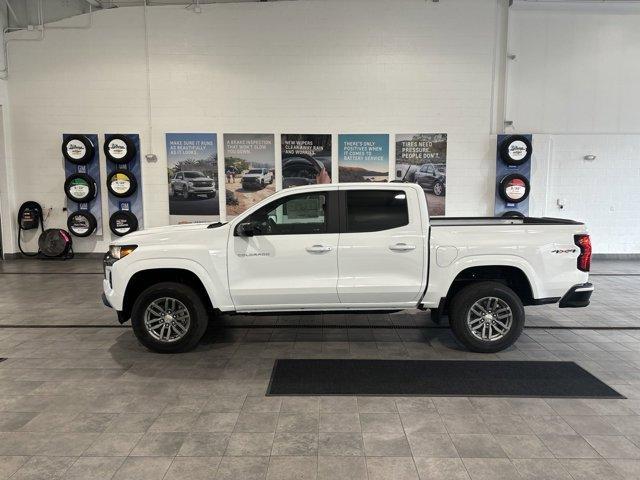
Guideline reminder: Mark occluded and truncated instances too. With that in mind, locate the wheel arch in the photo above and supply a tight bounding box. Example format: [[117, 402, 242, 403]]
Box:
[[444, 265, 536, 308], [121, 268, 216, 323]]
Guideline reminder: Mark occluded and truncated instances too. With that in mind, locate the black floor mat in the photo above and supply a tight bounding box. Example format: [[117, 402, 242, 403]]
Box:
[[267, 359, 624, 398]]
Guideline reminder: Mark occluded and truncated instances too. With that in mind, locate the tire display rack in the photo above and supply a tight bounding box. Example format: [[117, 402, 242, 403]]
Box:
[[63, 133, 102, 236], [494, 134, 532, 217], [106, 133, 143, 237]]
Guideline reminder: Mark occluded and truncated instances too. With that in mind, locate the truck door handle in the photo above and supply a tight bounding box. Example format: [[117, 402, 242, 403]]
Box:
[[389, 243, 416, 252], [306, 244, 332, 253]]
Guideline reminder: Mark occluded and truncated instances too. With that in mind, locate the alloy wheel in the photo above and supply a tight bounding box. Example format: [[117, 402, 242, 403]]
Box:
[[466, 296, 513, 342], [143, 297, 191, 343]]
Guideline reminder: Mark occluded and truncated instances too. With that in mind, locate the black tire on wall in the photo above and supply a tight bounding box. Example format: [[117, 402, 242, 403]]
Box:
[[501, 211, 525, 219], [61, 135, 95, 165], [107, 169, 138, 198], [498, 173, 530, 204], [109, 210, 138, 237], [104, 134, 136, 164], [64, 173, 97, 203], [67, 210, 97, 237], [499, 135, 532, 166]]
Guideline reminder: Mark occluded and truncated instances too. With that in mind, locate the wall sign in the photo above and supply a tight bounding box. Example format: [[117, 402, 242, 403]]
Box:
[[166, 133, 219, 224], [106, 134, 143, 236], [338, 134, 389, 182], [63, 134, 102, 236], [224, 133, 275, 217], [495, 134, 532, 217], [395, 133, 447, 216], [281, 134, 332, 188]]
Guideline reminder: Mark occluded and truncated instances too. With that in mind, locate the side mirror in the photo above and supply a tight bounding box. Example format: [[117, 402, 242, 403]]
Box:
[[238, 222, 255, 237]]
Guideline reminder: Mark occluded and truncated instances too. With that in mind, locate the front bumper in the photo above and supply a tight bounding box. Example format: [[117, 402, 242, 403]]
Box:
[[559, 282, 594, 308], [189, 186, 216, 194]]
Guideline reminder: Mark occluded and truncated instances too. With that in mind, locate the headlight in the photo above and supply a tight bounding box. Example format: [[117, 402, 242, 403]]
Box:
[[109, 245, 137, 260], [188, 181, 194, 186]]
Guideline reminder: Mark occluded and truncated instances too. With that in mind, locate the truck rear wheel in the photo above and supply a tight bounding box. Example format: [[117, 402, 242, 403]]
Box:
[[449, 281, 524, 353], [131, 282, 208, 353]]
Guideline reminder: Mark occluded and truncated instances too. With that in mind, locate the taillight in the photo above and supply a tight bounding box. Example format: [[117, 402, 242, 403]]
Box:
[[574, 234, 591, 272]]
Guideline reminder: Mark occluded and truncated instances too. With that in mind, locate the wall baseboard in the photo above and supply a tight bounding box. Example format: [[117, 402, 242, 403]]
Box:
[[2, 252, 105, 260], [593, 254, 640, 260]]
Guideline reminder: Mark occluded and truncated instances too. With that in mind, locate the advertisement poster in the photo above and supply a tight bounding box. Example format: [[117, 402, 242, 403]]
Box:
[[166, 133, 219, 223], [396, 133, 447, 216], [281, 134, 332, 188], [224, 133, 275, 216], [338, 134, 389, 182]]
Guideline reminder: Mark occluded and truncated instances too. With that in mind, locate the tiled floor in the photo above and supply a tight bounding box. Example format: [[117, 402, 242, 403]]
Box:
[[0, 258, 639, 479]]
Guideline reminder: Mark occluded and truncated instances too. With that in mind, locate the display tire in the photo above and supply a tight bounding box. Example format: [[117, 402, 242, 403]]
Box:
[[131, 282, 208, 353], [449, 281, 525, 353], [67, 210, 97, 237], [104, 134, 136, 164], [64, 173, 97, 203], [109, 210, 138, 237], [106, 169, 138, 198], [62, 135, 95, 165], [501, 211, 525, 219], [498, 173, 530, 204], [499, 135, 532, 166]]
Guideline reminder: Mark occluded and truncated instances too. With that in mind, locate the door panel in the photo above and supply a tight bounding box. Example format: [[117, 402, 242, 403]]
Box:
[[228, 190, 340, 309], [337, 188, 425, 305]]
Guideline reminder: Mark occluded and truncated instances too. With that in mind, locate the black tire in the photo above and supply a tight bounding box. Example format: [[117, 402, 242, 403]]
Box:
[[109, 210, 138, 237], [67, 210, 97, 237], [62, 135, 95, 165], [449, 281, 525, 353], [106, 169, 138, 198], [499, 135, 532, 166], [131, 282, 208, 353], [64, 173, 97, 203], [501, 211, 525, 219], [104, 134, 136, 164], [498, 173, 530, 204], [433, 181, 445, 197]]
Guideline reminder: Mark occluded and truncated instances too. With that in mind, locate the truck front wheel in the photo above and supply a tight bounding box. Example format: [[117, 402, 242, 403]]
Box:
[[131, 282, 208, 353], [449, 281, 524, 353]]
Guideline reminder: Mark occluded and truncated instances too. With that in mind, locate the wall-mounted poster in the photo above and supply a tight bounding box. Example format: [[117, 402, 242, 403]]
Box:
[[395, 133, 447, 216], [224, 134, 275, 216], [166, 133, 219, 224], [281, 134, 332, 188], [338, 134, 389, 182]]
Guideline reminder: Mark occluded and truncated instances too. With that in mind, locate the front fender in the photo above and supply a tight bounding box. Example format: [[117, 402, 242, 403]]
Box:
[[107, 256, 233, 312]]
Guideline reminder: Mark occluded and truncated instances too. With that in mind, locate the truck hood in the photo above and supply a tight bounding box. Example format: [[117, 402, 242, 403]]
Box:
[[111, 222, 225, 246], [243, 173, 262, 179]]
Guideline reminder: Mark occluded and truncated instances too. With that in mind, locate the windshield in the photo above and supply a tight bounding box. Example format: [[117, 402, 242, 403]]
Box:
[[247, 169, 263, 174], [183, 172, 205, 178]]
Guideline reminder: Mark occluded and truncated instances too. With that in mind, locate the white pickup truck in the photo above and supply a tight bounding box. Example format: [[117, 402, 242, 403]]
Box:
[[103, 183, 593, 354]]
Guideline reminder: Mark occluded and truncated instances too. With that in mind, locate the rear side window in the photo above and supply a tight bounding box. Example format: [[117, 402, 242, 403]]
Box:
[[345, 190, 409, 233]]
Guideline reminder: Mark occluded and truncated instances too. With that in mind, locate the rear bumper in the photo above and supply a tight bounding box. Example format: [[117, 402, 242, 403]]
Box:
[[559, 282, 593, 308]]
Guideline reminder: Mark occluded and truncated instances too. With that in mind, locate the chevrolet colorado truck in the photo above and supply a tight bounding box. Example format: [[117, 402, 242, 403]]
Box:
[[103, 183, 593, 353], [241, 168, 274, 190]]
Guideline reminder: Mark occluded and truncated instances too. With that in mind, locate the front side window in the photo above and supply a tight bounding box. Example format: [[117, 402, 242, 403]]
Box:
[[346, 190, 409, 233], [242, 193, 327, 236]]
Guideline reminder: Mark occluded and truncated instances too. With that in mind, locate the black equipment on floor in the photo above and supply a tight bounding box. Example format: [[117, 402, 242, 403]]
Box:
[[17, 201, 44, 257], [38, 229, 74, 259]]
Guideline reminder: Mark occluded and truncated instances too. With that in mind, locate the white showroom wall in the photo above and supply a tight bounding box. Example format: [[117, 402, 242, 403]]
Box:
[[509, 1, 640, 254], [3, 0, 502, 254]]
